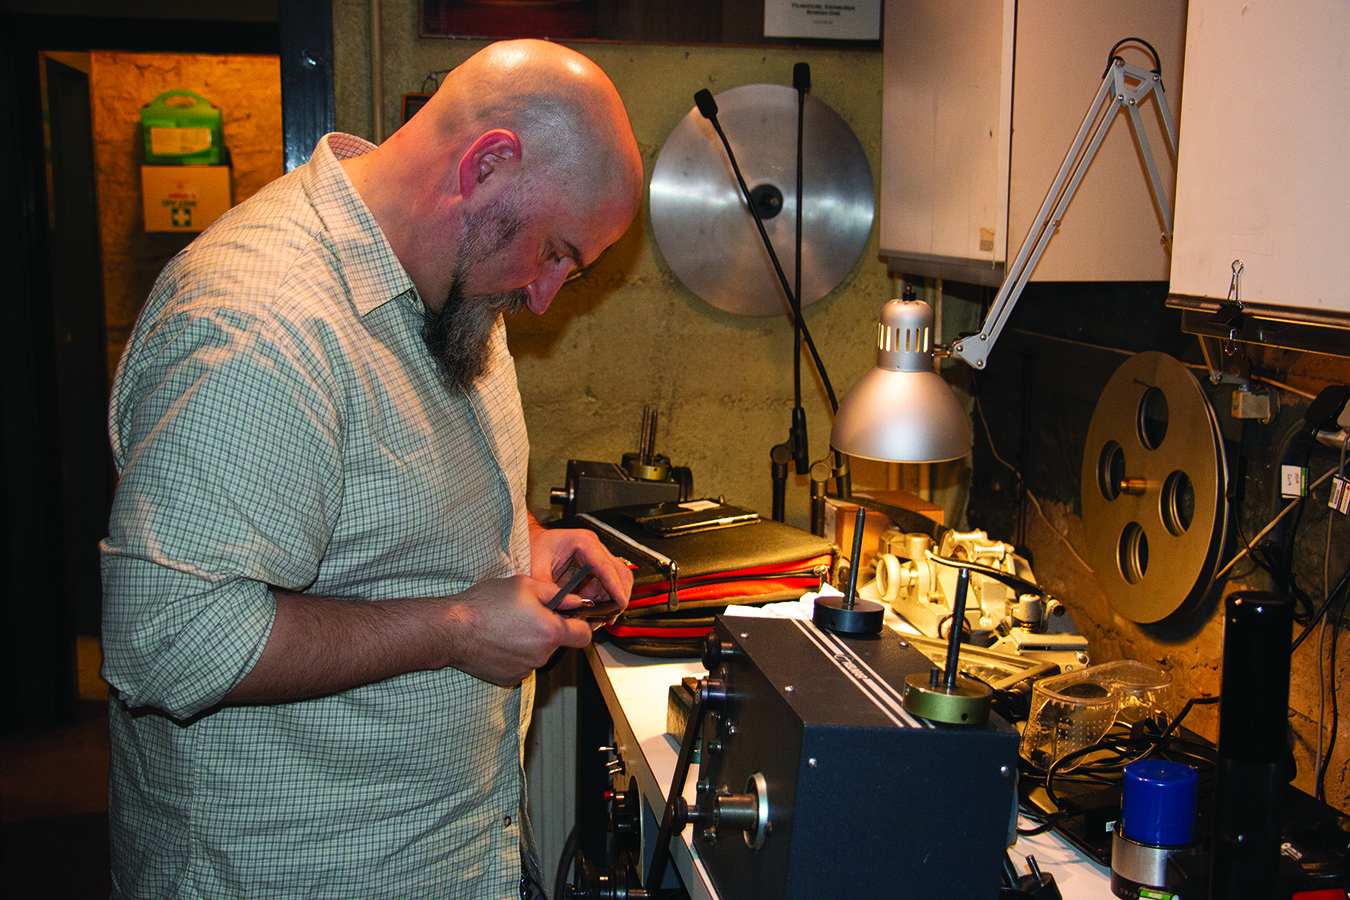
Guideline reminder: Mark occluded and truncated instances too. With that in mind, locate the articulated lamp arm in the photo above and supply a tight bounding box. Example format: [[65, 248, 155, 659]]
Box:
[[951, 46, 1180, 371]]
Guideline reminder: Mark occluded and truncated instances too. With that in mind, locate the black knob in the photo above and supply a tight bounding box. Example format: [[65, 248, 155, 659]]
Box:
[[701, 634, 736, 671], [610, 776, 640, 847], [701, 676, 728, 712]]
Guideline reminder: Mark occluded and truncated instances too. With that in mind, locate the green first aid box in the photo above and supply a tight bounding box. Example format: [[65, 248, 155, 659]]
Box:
[[141, 90, 224, 166]]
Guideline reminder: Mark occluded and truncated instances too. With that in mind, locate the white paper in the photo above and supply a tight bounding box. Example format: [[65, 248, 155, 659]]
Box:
[[763, 0, 881, 41]]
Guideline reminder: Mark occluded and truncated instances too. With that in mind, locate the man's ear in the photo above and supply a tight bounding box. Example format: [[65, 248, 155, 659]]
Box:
[[458, 129, 522, 198]]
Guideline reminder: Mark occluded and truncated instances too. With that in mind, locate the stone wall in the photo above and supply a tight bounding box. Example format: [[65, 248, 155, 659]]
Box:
[[90, 50, 282, 382]]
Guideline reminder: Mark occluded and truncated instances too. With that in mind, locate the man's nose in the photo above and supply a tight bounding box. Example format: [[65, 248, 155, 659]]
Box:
[[525, 265, 572, 315]]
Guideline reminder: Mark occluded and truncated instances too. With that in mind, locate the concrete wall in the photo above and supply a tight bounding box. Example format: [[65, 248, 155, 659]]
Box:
[[331, 0, 974, 536]]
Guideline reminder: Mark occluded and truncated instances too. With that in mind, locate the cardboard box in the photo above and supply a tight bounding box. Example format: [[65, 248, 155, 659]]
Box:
[[855, 489, 945, 526], [141, 165, 231, 233]]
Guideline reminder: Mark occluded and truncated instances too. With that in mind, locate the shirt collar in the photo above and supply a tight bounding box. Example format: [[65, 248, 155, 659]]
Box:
[[302, 133, 421, 318]]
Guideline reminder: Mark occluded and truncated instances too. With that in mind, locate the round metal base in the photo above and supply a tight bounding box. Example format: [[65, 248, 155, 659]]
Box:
[[902, 671, 992, 725], [812, 596, 884, 634], [1110, 823, 1200, 898]]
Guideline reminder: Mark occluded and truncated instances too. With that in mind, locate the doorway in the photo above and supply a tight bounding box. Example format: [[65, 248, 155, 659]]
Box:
[[2, 4, 331, 733], [2, 6, 331, 895]]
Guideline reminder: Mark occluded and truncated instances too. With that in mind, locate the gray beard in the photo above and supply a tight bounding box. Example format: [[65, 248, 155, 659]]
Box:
[[421, 196, 528, 391], [421, 280, 527, 392]]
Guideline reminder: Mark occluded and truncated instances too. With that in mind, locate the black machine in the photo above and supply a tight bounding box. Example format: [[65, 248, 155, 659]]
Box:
[[691, 617, 1021, 899], [551, 407, 694, 518], [571, 615, 1023, 900]]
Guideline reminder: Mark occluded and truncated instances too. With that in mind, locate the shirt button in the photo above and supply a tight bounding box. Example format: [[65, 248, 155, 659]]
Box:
[[504, 814, 513, 827]]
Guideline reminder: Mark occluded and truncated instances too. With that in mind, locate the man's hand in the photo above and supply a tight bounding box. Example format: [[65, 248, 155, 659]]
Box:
[[528, 517, 634, 619], [437, 575, 597, 686], [227, 574, 602, 703], [224, 519, 636, 705]]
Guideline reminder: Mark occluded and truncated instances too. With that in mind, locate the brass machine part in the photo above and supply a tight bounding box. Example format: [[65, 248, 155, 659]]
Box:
[[902, 668, 994, 725], [1080, 351, 1228, 624], [624, 405, 670, 481], [649, 83, 874, 317], [899, 567, 994, 725]]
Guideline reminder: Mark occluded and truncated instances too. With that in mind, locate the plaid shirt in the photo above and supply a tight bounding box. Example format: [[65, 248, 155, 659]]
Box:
[[101, 134, 534, 899]]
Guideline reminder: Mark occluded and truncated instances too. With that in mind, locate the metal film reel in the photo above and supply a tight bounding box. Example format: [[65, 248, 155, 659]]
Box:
[[649, 84, 874, 317], [1080, 352, 1229, 623]]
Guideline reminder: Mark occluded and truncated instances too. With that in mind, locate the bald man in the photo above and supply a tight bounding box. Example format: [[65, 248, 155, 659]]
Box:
[[100, 41, 643, 899]]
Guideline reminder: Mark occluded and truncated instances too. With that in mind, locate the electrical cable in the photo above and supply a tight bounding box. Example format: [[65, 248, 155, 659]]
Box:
[[553, 823, 579, 900], [1016, 350, 1034, 549], [924, 549, 1047, 599], [1025, 694, 1220, 824], [973, 392, 1095, 573], [1215, 465, 1338, 581], [1313, 429, 1350, 801], [1316, 588, 1347, 801], [1290, 566, 1350, 654], [1225, 421, 1325, 621]]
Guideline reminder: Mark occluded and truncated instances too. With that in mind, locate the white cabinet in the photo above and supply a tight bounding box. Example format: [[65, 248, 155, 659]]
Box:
[[1166, 0, 1350, 348], [881, 0, 1187, 286]]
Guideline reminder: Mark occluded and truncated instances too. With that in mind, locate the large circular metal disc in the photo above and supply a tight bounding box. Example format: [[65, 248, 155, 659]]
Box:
[[649, 84, 875, 317], [1080, 352, 1229, 624]]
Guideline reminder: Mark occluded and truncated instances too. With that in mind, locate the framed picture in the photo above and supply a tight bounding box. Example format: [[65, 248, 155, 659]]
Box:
[[419, 0, 878, 48], [420, 1, 599, 40]]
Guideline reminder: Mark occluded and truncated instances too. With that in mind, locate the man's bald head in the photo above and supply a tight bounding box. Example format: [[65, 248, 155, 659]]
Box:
[[427, 40, 642, 207], [347, 40, 643, 318]]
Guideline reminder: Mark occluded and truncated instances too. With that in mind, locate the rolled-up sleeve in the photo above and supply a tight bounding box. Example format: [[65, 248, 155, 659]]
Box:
[[101, 301, 344, 720]]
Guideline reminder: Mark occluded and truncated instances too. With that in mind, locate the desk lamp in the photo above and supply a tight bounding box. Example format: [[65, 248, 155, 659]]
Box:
[[829, 291, 974, 464], [824, 40, 1176, 675], [832, 41, 1178, 461], [811, 291, 970, 635]]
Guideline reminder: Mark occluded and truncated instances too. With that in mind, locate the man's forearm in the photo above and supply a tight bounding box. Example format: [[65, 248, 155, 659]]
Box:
[[224, 589, 458, 703], [224, 575, 595, 702]]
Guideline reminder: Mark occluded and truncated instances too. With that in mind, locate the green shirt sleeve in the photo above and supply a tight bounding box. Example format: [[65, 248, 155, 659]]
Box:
[[102, 302, 344, 720]]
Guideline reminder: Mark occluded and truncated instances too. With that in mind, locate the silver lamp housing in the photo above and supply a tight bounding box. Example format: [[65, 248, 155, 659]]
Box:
[[830, 297, 973, 463]]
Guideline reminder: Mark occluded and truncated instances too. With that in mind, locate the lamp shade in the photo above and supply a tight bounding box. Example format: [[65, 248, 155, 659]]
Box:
[[829, 298, 973, 463]]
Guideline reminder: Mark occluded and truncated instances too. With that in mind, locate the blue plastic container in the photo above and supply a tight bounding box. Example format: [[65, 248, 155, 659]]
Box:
[[1121, 759, 1199, 846]]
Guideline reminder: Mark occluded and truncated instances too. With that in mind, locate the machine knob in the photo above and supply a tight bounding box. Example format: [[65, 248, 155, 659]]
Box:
[[610, 777, 640, 846], [707, 772, 771, 850], [701, 676, 728, 712], [701, 633, 737, 670], [567, 856, 650, 900]]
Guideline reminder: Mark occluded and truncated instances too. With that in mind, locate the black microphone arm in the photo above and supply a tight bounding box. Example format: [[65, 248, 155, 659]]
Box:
[[788, 63, 811, 477], [692, 88, 839, 414]]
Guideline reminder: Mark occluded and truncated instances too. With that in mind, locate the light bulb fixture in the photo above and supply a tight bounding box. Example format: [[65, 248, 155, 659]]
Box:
[[829, 296, 973, 464]]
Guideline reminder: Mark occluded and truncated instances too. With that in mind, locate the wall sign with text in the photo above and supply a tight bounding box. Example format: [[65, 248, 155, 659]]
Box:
[[764, 0, 881, 41]]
